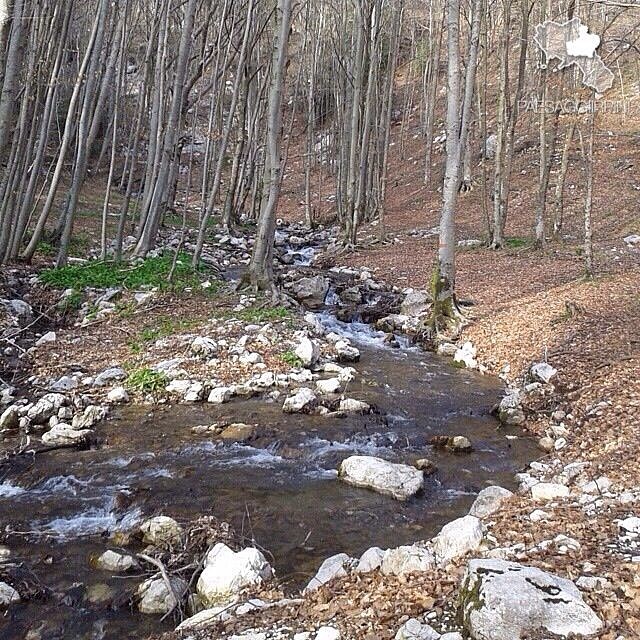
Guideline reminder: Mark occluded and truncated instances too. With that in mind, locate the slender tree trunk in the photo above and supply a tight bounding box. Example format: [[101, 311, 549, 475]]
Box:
[[246, 0, 293, 290]]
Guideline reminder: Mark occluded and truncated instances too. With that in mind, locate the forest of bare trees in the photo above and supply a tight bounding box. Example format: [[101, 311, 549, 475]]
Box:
[[0, 0, 636, 312]]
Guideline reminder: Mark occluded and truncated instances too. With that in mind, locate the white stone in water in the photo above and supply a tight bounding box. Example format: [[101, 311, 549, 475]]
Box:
[[459, 559, 604, 640], [0, 581, 20, 606], [305, 553, 354, 592], [334, 340, 360, 363], [381, 545, 435, 576], [0, 405, 19, 431], [282, 387, 317, 413], [454, 341, 477, 369], [295, 336, 320, 368], [316, 378, 341, 394], [197, 543, 272, 606], [208, 387, 232, 404], [531, 482, 570, 501], [95, 550, 138, 573], [469, 486, 513, 519], [339, 456, 423, 501], [42, 423, 92, 445], [339, 398, 370, 414], [395, 618, 440, 640], [437, 342, 459, 357], [72, 405, 107, 429], [432, 515, 483, 567], [140, 516, 183, 547], [138, 576, 186, 615]]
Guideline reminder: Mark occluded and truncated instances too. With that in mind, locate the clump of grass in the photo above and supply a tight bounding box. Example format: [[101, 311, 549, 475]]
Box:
[[127, 316, 200, 353], [280, 350, 302, 367], [235, 306, 291, 323], [40, 253, 213, 292], [58, 290, 83, 313], [37, 241, 56, 257], [126, 367, 168, 393], [504, 236, 530, 249]]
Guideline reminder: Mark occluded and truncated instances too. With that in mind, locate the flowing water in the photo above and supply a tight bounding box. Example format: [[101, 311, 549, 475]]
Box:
[[0, 316, 537, 640]]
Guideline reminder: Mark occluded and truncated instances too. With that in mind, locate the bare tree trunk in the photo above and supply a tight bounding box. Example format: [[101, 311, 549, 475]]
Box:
[[552, 121, 575, 239], [246, 0, 293, 290]]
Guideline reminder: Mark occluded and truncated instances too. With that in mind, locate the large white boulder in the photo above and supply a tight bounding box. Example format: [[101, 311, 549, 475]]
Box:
[[0, 582, 20, 606], [0, 405, 19, 431], [531, 482, 570, 501], [140, 516, 183, 547], [339, 456, 423, 501], [27, 393, 66, 424], [355, 547, 385, 573], [454, 342, 478, 369], [339, 398, 370, 414], [497, 392, 525, 425], [530, 362, 557, 384], [208, 387, 233, 404], [305, 553, 354, 592], [94, 549, 138, 573], [283, 388, 317, 413], [381, 545, 435, 576], [401, 291, 431, 317], [432, 516, 483, 566], [196, 543, 272, 606], [459, 559, 603, 640], [42, 424, 92, 446], [138, 576, 187, 615], [295, 336, 320, 368], [316, 378, 341, 395], [334, 340, 360, 363], [291, 276, 330, 308], [469, 486, 513, 519]]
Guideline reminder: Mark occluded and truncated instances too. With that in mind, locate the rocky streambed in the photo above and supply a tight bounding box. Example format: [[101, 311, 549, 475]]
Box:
[[0, 307, 538, 639]]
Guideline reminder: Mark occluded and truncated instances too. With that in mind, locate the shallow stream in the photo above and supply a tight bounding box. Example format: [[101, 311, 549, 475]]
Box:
[[0, 316, 537, 639]]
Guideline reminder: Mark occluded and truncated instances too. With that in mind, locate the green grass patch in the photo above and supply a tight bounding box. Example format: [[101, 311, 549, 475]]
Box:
[[58, 290, 83, 313], [126, 367, 168, 394], [279, 350, 302, 367], [37, 241, 57, 257], [504, 236, 531, 249], [235, 306, 291, 324], [128, 316, 200, 353], [40, 253, 213, 292]]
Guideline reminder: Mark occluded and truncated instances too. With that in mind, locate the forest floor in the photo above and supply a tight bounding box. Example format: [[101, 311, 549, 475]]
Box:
[[1, 109, 639, 638], [205, 109, 640, 637]]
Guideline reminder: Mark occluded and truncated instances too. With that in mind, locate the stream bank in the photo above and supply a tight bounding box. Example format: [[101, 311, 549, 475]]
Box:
[[0, 223, 540, 639]]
